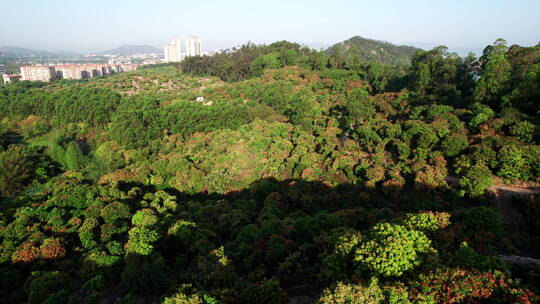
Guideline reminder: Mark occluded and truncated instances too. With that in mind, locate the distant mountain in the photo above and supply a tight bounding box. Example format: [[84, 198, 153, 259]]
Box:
[[0, 46, 60, 57], [326, 36, 422, 66], [100, 45, 162, 55], [55, 50, 81, 57]]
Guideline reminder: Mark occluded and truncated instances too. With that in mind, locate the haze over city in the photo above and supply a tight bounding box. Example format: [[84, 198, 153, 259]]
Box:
[[2, 0, 540, 54]]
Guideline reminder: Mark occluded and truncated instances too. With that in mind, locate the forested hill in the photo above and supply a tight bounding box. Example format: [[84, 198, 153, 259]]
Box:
[[1, 39, 540, 303], [326, 36, 421, 66]]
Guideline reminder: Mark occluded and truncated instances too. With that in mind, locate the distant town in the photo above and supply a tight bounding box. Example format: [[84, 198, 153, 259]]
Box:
[[0, 35, 202, 83]]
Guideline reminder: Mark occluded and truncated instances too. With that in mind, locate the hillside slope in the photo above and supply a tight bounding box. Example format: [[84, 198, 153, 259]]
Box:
[[326, 36, 421, 65]]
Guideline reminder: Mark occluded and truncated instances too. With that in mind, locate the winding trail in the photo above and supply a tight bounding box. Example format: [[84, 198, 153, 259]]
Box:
[[446, 175, 540, 197], [499, 255, 540, 266], [446, 175, 539, 235]]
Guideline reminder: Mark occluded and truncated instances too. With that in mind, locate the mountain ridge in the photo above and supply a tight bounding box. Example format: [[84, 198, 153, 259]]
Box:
[[98, 45, 162, 55], [0, 46, 62, 57], [326, 36, 422, 65]]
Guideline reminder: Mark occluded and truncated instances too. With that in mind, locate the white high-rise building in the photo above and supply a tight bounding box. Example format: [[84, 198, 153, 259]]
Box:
[[164, 38, 182, 62], [186, 35, 202, 57]]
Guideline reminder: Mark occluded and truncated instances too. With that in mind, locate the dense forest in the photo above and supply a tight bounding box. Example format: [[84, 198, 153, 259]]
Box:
[[0, 38, 539, 304]]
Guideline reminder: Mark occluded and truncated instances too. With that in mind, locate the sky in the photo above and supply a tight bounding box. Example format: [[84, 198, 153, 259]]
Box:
[[1, 0, 539, 54]]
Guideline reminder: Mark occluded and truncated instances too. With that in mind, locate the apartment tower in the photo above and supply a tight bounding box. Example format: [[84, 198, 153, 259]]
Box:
[[164, 38, 182, 62], [186, 35, 202, 57]]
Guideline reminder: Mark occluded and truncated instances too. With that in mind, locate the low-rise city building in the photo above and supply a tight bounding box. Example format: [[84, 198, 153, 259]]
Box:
[[142, 59, 162, 65], [2, 74, 22, 84], [19, 63, 138, 82], [20, 65, 56, 82]]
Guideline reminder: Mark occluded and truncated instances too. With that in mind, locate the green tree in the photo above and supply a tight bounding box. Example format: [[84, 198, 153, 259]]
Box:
[[65, 142, 84, 171], [345, 88, 374, 126], [26, 271, 70, 304], [440, 134, 469, 157], [459, 164, 493, 197], [125, 227, 160, 255], [0, 146, 35, 197], [317, 278, 384, 304], [416, 63, 431, 92], [409, 46, 467, 104], [330, 44, 346, 69], [474, 39, 511, 106], [279, 48, 299, 66], [404, 212, 451, 232], [366, 62, 388, 93], [468, 103, 494, 128], [509, 121, 535, 143], [250, 52, 280, 76], [310, 51, 328, 70], [344, 45, 363, 70], [497, 145, 531, 180]]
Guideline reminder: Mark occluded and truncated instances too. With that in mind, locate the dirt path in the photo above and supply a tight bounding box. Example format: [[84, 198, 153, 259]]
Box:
[[446, 175, 539, 234], [445, 175, 540, 196], [499, 255, 540, 266]]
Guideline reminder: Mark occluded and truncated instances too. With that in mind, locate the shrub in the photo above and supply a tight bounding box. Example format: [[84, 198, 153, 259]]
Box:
[[65, 141, 85, 170], [121, 254, 169, 292], [410, 268, 503, 303], [86, 250, 121, 267], [0, 146, 36, 197], [162, 292, 203, 304], [454, 206, 504, 253], [383, 284, 411, 304], [459, 164, 493, 197], [100, 201, 130, 223], [132, 209, 158, 227], [510, 121, 535, 143], [25, 271, 70, 304], [106, 240, 124, 255], [404, 212, 451, 232], [317, 278, 384, 304], [39, 238, 66, 260], [126, 227, 160, 255], [440, 134, 468, 157], [320, 229, 363, 281], [168, 220, 198, 244], [238, 277, 287, 304], [497, 145, 531, 181], [81, 275, 105, 290], [468, 103, 494, 129], [12, 242, 40, 264], [449, 242, 507, 272], [79, 231, 97, 249], [100, 222, 128, 240], [161, 285, 220, 304], [355, 223, 434, 277]]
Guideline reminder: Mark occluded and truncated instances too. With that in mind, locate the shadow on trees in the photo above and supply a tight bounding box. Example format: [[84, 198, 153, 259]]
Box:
[[2, 176, 539, 303], [0, 131, 24, 148]]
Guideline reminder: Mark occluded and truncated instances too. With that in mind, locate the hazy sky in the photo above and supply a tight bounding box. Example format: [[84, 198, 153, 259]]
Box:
[[1, 0, 539, 54]]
